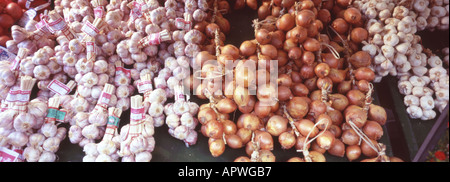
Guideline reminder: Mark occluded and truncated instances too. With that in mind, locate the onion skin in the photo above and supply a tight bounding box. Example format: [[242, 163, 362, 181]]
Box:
[[329, 94, 349, 111], [347, 90, 366, 107], [222, 120, 237, 135], [309, 151, 326, 162], [254, 101, 272, 118], [295, 136, 311, 151], [205, 120, 224, 139], [316, 131, 335, 150], [346, 145, 361, 162], [237, 128, 252, 144], [234, 156, 251, 162], [287, 97, 309, 119], [277, 13, 295, 31], [287, 157, 305, 162], [309, 100, 327, 119], [254, 130, 274, 150], [240, 40, 257, 57], [259, 150, 276, 162], [237, 114, 261, 131], [198, 107, 217, 125], [234, 86, 251, 107], [291, 83, 309, 97], [349, 51, 372, 68], [315, 113, 332, 131], [354, 67, 375, 82], [314, 63, 331, 78]]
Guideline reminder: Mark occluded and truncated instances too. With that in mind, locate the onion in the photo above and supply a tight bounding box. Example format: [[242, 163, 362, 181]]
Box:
[[331, 18, 349, 34], [209, 138, 225, 157], [254, 130, 274, 150], [328, 139, 345, 157], [287, 157, 305, 162], [237, 114, 261, 131], [328, 109, 344, 126], [240, 40, 257, 57], [329, 94, 349, 111], [216, 98, 238, 114], [350, 27, 368, 44], [309, 151, 326, 162], [341, 129, 360, 146], [346, 145, 361, 162], [343, 7, 361, 25], [287, 97, 309, 119], [345, 105, 368, 128], [197, 107, 217, 125], [328, 68, 347, 83], [222, 120, 237, 135], [303, 38, 321, 52], [278, 85, 293, 101], [354, 67, 375, 81], [337, 80, 352, 94], [347, 90, 366, 107], [279, 131, 296, 149], [295, 136, 311, 151], [266, 115, 288, 136], [315, 113, 332, 130], [295, 119, 319, 138], [361, 139, 378, 158], [309, 100, 327, 118], [254, 101, 272, 118], [237, 128, 252, 144], [259, 150, 276, 162], [277, 13, 295, 31], [314, 63, 331, 78], [311, 141, 327, 154], [225, 134, 243, 149], [234, 86, 251, 107], [368, 104, 387, 126], [296, 9, 316, 27], [291, 83, 309, 97], [238, 95, 256, 114], [362, 121, 384, 141], [329, 124, 343, 138], [255, 29, 272, 45], [260, 44, 278, 59], [349, 51, 372, 68], [234, 156, 251, 162], [204, 120, 224, 139], [316, 131, 335, 150]]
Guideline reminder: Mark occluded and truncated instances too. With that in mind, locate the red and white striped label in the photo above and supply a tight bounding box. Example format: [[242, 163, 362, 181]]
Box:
[[81, 21, 101, 37], [94, 6, 105, 19], [137, 80, 153, 94], [175, 18, 192, 31], [130, 107, 145, 122]]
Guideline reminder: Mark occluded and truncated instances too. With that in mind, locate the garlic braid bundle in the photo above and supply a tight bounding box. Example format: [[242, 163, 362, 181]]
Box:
[[80, 83, 115, 145], [23, 97, 67, 162], [83, 107, 122, 162], [165, 85, 199, 147], [6, 24, 55, 56], [119, 95, 155, 162]]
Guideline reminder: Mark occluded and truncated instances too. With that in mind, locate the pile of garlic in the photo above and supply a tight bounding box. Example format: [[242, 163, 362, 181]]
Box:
[[355, 0, 449, 120], [413, 0, 449, 31]]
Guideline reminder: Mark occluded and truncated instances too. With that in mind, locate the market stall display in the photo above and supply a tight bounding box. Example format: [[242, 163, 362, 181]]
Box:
[[0, 0, 448, 162]]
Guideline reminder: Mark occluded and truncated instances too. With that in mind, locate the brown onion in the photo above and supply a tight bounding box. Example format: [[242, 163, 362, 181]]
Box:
[[354, 67, 375, 81], [309, 100, 327, 119], [329, 93, 349, 111], [205, 120, 224, 139], [295, 136, 311, 151], [287, 26, 308, 43], [260, 44, 278, 59], [357, 80, 371, 92], [291, 83, 309, 97], [344, 7, 362, 25], [331, 18, 349, 34], [266, 115, 288, 136], [311, 141, 327, 154], [277, 74, 293, 87], [255, 130, 274, 150], [295, 119, 319, 138], [237, 128, 252, 144], [363, 121, 384, 140], [361, 139, 379, 158], [225, 134, 244, 149], [287, 157, 305, 162], [287, 97, 309, 119], [288, 47, 303, 60], [209, 138, 225, 157], [309, 151, 326, 162], [337, 80, 352, 94], [234, 86, 251, 107], [328, 110, 344, 126], [350, 27, 368, 44], [315, 113, 332, 130], [296, 9, 316, 27], [256, 29, 272, 45], [329, 68, 347, 83], [349, 51, 372, 68], [197, 107, 217, 125], [277, 13, 295, 31], [317, 9, 332, 24], [322, 53, 340, 68], [345, 105, 368, 128], [257, 83, 277, 105], [246, 0, 258, 10], [368, 104, 387, 126], [258, 4, 271, 20], [216, 98, 238, 114], [237, 114, 261, 131], [300, 64, 315, 79], [347, 90, 366, 107], [238, 95, 256, 114], [346, 145, 361, 162], [278, 85, 293, 101], [222, 120, 237, 135], [341, 129, 360, 146], [279, 131, 296, 149], [254, 101, 272, 118], [240, 40, 257, 57], [329, 124, 343, 138], [314, 63, 331, 78], [303, 38, 321, 52], [328, 139, 345, 157], [221, 45, 240, 60], [259, 150, 276, 162], [316, 131, 335, 150], [302, 51, 315, 65]]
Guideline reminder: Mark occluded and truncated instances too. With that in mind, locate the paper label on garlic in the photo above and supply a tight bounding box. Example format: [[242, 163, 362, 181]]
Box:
[[139, 33, 161, 47], [174, 85, 186, 102], [175, 18, 192, 31], [48, 79, 71, 95], [6, 90, 31, 103], [0, 46, 16, 62], [0, 147, 21, 162], [17, 9, 37, 27], [137, 80, 153, 93], [107, 116, 120, 128], [99, 92, 112, 106], [81, 21, 100, 37], [130, 107, 145, 121], [115, 67, 132, 79], [10, 56, 22, 71], [46, 17, 67, 33], [94, 6, 105, 19]]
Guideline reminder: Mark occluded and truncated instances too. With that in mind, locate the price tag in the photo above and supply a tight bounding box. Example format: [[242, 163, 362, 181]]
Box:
[[47, 79, 71, 95], [6, 90, 31, 103], [0, 46, 16, 62], [130, 107, 144, 121], [137, 80, 153, 94], [0, 147, 21, 162]]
